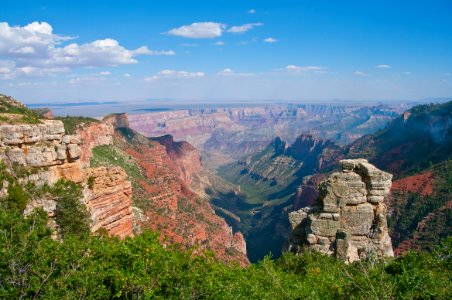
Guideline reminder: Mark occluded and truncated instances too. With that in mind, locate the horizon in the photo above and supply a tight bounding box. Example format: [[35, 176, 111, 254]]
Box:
[[1, 0, 452, 103]]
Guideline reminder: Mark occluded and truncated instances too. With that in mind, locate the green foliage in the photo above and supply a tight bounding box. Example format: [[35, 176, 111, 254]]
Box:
[[87, 176, 95, 189], [52, 180, 90, 238], [54, 115, 99, 134], [90, 145, 145, 181], [3, 182, 30, 211], [0, 205, 451, 299], [0, 94, 41, 124]]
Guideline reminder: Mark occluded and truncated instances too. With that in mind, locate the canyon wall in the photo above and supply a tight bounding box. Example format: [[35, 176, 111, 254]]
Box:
[[0, 111, 134, 239], [108, 125, 249, 265], [128, 104, 400, 160]]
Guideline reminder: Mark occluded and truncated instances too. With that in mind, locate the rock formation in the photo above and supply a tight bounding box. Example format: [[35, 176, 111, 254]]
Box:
[[109, 124, 250, 265], [0, 120, 85, 185], [286, 159, 394, 263], [86, 167, 134, 238], [150, 134, 202, 185], [0, 110, 134, 239]]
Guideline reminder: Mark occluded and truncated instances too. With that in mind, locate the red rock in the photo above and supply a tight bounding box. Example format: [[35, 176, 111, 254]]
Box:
[[391, 171, 434, 196], [86, 167, 134, 239]]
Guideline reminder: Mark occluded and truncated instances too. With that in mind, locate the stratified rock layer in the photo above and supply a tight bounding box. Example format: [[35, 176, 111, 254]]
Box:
[[0, 120, 85, 184], [286, 159, 394, 263], [86, 167, 134, 238], [0, 115, 134, 239]]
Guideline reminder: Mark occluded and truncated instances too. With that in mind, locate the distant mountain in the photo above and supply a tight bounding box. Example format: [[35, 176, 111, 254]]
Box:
[[345, 101, 452, 176], [128, 104, 401, 163]]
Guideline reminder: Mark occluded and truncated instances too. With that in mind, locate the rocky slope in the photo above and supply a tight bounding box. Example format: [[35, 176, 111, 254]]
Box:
[[150, 134, 202, 186], [90, 115, 249, 265], [286, 159, 394, 263]]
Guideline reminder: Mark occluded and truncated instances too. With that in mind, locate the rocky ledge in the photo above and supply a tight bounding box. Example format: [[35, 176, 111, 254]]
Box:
[[286, 159, 394, 263], [0, 120, 85, 184]]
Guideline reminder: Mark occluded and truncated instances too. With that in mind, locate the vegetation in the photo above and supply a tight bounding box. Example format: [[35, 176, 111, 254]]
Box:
[[0, 94, 41, 124], [389, 160, 452, 251], [53, 180, 91, 238], [54, 115, 99, 134], [0, 202, 451, 299]]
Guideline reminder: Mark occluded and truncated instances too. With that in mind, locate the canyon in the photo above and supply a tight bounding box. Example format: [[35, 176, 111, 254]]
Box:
[[128, 104, 401, 163], [2, 92, 450, 265], [0, 95, 248, 265]]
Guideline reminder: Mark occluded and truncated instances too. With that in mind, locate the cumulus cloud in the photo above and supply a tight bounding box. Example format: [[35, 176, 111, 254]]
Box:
[[286, 65, 326, 73], [227, 23, 263, 34], [0, 21, 174, 78], [168, 22, 225, 39], [145, 69, 205, 81], [354, 71, 370, 77], [264, 37, 277, 43], [376, 64, 391, 69]]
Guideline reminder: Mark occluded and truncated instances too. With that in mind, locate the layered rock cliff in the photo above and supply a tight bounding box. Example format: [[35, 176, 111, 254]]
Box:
[[85, 167, 134, 238], [87, 114, 249, 265], [0, 95, 134, 238], [286, 159, 394, 263], [0, 119, 85, 185], [150, 134, 202, 186]]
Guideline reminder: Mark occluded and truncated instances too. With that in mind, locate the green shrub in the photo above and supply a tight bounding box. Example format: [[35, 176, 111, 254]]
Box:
[[53, 180, 90, 238], [54, 116, 99, 134], [3, 182, 29, 211]]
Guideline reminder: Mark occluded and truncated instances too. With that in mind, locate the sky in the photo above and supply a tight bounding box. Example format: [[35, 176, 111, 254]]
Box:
[[0, 0, 451, 103]]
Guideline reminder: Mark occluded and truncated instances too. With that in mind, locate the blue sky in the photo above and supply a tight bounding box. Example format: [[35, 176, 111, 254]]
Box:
[[0, 0, 451, 103]]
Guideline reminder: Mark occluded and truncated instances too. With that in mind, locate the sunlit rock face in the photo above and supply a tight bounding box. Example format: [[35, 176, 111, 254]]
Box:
[[0, 117, 134, 239], [0, 120, 86, 185], [86, 167, 134, 239], [286, 159, 394, 263]]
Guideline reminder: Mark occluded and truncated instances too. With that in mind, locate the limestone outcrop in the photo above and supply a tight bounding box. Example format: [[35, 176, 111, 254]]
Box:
[[0, 120, 85, 184], [286, 159, 394, 263]]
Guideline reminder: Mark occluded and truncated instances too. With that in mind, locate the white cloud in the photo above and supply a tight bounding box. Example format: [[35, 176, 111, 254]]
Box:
[[215, 41, 225, 46], [354, 71, 370, 77], [248, 9, 256, 14], [264, 37, 277, 43], [227, 23, 263, 34], [376, 64, 391, 69], [124, 73, 131, 77], [286, 65, 326, 73], [145, 69, 205, 81], [168, 22, 225, 39], [217, 68, 234, 76], [0, 21, 174, 77], [99, 71, 111, 76]]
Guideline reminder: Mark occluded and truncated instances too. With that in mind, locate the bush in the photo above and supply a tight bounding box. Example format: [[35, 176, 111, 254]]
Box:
[[53, 180, 90, 238]]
